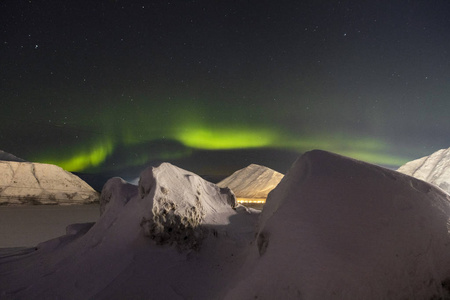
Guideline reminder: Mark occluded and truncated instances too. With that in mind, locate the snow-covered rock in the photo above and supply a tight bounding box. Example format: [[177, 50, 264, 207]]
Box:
[[2, 152, 450, 299], [217, 164, 283, 200], [227, 150, 450, 299], [0, 161, 99, 205], [0, 162, 258, 299], [138, 163, 237, 250], [398, 147, 450, 194]]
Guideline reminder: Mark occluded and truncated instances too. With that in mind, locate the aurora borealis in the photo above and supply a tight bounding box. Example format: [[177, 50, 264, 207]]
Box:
[[1, 1, 450, 176]]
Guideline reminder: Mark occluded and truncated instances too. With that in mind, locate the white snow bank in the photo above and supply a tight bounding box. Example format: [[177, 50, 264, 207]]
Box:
[[226, 150, 450, 299], [2, 151, 450, 299], [0, 162, 258, 299]]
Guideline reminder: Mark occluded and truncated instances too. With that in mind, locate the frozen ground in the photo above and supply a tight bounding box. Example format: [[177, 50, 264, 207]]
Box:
[[0, 205, 100, 248], [2, 151, 450, 299]]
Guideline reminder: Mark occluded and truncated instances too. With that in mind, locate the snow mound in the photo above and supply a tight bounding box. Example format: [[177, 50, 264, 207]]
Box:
[[0, 162, 257, 299], [217, 164, 283, 199], [398, 147, 450, 194], [3, 152, 450, 299], [100, 177, 137, 215], [0, 161, 99, 205], [138, 163, 236, 250], [227, 150, 450, 299]]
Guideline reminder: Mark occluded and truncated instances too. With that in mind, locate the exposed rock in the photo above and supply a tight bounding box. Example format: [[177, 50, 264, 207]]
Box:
[[397, 147, 450, 194], [217, 164, 284, 200], [0, 161, 99, 205]]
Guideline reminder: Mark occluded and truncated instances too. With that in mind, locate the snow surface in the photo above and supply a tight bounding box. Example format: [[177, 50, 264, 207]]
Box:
[[0, 205, 99, 247], [228, 150, 450, 299], [0, 160, 99, 205], [398, 147, 450, 194], [217, 163, 284, 200], [2, 151, 450, 299], [0, 162, 259, 299]]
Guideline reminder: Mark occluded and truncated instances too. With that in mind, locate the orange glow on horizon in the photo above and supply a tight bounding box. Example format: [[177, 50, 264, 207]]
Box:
[[236, 198, 266, 204]]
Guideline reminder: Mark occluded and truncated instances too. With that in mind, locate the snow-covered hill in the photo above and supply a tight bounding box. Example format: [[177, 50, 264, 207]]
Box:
[[0, 161, 99, 205], [228, 150, 450, 299], [2, 151, 450, 299], [398, 147, 450, 194], [217, 164, 283, 202]]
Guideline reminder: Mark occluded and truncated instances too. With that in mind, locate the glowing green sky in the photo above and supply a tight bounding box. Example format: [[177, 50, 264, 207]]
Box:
[[28, 108, 413, 172], [2, 1, 450, 175]]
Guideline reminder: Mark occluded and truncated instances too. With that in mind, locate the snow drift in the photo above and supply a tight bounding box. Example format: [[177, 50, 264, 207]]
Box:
[[398, 147, 450, 194], [0, 160, 99, 205], [2, 151, 450, 299], [0, 162, 258, 299], [217, 163, 283, 201], [227, 150, 450, 299]]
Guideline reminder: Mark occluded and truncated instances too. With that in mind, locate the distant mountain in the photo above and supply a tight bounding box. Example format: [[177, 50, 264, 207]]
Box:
[[217, 164, 284, 201], [0, 161, 99, 205], [0, 150, 26, 162], [397, 147, 450, 194]]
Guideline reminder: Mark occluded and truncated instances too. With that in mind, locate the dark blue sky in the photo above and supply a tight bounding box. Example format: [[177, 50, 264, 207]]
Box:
[[1, 1, 450, 176]]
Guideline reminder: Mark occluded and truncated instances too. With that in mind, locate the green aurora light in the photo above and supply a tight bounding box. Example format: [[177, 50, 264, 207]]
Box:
[[24, 96, 415, 172], [37, 139, 115, 172], [35, 124, 412, 172]]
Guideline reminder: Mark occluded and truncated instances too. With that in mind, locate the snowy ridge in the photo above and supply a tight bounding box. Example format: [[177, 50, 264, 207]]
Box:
[[0, 160, 99, 205], [398, 147, 450, 194], [217, 164, 283, 199]]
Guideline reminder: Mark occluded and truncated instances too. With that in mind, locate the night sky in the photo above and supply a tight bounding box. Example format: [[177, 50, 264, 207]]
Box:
[[1, 1, 450, 177]]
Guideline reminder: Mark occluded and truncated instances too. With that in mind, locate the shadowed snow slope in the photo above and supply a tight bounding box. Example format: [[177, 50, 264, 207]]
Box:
[[0, 161, 99, 205], [226, 150, 450, 299], [0, 150, 25, 162], [217, 164, 284, 199], [0, 162, 259, 299], [398, 147, 450, 194], [2, 152, 450, 299]]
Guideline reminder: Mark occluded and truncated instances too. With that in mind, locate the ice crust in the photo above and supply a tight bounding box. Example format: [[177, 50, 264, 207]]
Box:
[[2, 150, 450, 299]]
